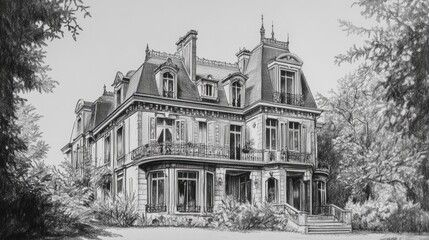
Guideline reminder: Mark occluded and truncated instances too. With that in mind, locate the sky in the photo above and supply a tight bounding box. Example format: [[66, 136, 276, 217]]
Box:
[[24, 0, 368, 165]]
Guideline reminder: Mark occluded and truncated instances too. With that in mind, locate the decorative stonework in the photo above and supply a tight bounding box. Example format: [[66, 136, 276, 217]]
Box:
[[262, 37, 289, 51], [196, 56, 238, 69]]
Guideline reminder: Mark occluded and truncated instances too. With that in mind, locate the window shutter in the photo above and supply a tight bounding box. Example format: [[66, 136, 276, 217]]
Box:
[[137, 112, 142, 146], [208, 121, 214, 145], [223, 124, 230, 146], [215, 123, 220, 146], [193, 121, 199, 143], [149, 117, 156, 141], [301, 124, 307, 153]]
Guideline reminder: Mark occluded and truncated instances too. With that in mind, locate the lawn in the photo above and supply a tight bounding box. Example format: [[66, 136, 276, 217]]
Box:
[[56, 226, 429, 240]]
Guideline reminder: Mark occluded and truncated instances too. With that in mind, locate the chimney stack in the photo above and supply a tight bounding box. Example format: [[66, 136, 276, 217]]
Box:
[[176, 30, 198, 81], [236, 48, 251, 73]]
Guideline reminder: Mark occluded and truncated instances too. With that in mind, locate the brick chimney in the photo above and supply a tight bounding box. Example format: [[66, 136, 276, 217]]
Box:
[[176, 30, 198, 81]]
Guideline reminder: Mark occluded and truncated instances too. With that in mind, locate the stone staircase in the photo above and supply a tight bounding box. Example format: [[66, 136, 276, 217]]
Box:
[[307, 215, 352, 234]]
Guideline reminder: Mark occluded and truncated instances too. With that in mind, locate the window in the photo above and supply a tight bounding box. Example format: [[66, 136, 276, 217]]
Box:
[[318, 181, 326, 206], [288, 122, 300, 151], [206, 172, 214, 212], [117, 171, 123, 194], [280, 122, 287, 150], [116, 126, 124, 157], [232, 82, 242, 107], [229, 125, 241, 160], [156, 118, 173, 145], [163, 72, 174, 98], [239, 174, 252, 203], [280, 70, 295, 96], [204, 84, 213, 97], [175, 120, 186, 142], [266, 119, 277, 150], [149, 172, 165, 212], [266, 177, 278, 203], [149, 117, 156, 141], [116, 89, 122, 105], [104, 135, 111, 164], [177, 171, 199, 212], [198, 122, 207, 144]]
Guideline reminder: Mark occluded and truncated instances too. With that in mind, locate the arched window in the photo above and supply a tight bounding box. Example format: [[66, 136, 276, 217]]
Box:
[[266, 177, 278, 203], [232, 81, 242, 107], [163, 72, 174, 98]]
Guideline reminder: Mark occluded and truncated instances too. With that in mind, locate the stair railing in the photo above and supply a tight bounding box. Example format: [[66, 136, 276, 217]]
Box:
[[325, 204, 352, 225], [275, 203, 307, 225]]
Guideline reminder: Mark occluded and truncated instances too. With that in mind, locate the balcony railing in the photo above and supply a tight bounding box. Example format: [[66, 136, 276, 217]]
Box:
[[177, 205, 201, 213], [131, 142, 230, 160], [131, 143, 312, 164], [273, 92, 304, 106], [146, 204, 167, 213]]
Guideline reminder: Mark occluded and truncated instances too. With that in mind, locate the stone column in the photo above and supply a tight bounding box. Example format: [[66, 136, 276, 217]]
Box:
[[137, 167, 147, 213], [251, 170, 262, 203], [214, 168, 226, 210]]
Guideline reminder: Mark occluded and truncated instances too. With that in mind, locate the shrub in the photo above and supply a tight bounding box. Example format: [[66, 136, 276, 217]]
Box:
[[212, 197, 288, 231], [138, 214, 213, 228], [385, 202, 429, 233], [92, 193, 139, 227]]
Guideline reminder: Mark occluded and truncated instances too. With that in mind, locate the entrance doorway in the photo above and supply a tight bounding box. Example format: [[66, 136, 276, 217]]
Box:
[[287, 172, 310, 212]]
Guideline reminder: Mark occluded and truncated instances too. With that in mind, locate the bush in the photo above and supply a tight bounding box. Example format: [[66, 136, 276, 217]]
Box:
[[92, 193, 139, 227], [137, 215, 213, 228], [212, 197, 288, 231], [346, 184, 429, 233]]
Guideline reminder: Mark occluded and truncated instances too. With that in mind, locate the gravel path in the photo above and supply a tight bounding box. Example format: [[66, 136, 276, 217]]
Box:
[[83, 227, 429, 240]]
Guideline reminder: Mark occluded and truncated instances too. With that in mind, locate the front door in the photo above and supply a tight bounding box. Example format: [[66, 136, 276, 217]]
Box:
[[287, 176, 302, 210]]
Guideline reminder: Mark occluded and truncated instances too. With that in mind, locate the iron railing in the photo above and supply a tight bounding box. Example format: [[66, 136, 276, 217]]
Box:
[[273, 92, 304, 106], [177, 205, 201, 213], [146, 205, 167, 213], [131, 143, 312, 164]]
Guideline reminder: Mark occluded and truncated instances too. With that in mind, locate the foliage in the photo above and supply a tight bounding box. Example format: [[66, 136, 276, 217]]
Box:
[[92, 194, 140, 227], [0, 0, 90, 238], [336, 0, 429, 141], [138, 215, 213, 228], [347, 183, 429, 233], [212, 197, 288, 231], [317, 72, 426, 203]]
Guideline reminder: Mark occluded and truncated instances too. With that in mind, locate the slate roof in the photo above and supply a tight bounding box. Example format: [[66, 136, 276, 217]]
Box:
[[75, 35, 319, 139]]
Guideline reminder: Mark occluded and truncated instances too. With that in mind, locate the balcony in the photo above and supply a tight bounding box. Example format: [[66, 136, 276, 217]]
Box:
[[273, 92, 304, 106], [131, 142, 311, 164], [131, 142, 230, 160]]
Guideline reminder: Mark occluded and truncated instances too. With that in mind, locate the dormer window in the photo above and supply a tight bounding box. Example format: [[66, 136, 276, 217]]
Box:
[[232, 81, 242, 107], [197, 75, 218, 101], [154, 58, 179, 99], [163, 72, 174, 98], [221, 72, 247, 107]]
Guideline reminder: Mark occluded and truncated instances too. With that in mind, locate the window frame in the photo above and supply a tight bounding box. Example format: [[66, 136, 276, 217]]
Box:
[[148, 171, 166, 209], [116, 126, 125, 158], [231, 81, 243, 107], [288, 122, 300, 152], [176, 170, 200, 212], [266, 119, 277, 150], [162, 71, 174, 98], [116, 170, 124, 194], [104, 134, 111, 164]]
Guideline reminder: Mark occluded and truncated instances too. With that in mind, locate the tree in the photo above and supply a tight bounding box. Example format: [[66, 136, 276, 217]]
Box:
[[336, 0, 429, 141], [0, 1, 89, 238], [317, 72, 426, 203]]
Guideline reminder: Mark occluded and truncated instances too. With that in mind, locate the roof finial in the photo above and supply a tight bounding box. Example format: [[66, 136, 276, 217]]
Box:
[[260, 14, 265, 40], [103, 84, 107, 94], [145, 43, 150, 61], [271, 21, 275, 40], [286, 33, 290, 51]]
